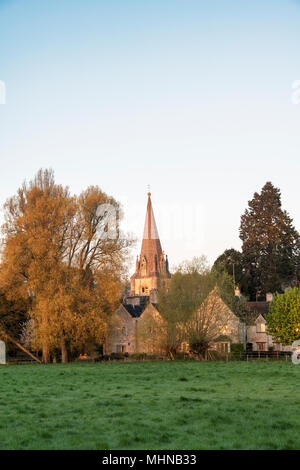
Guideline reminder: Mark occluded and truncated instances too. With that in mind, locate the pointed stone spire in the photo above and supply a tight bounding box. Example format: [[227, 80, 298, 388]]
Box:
[[143, 192, 160, 240], [129, 192, 171, 297], [140, 193, 163, 274]]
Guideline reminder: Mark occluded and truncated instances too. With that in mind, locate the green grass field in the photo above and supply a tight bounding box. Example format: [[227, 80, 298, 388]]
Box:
[[0, 361, 299, 450]]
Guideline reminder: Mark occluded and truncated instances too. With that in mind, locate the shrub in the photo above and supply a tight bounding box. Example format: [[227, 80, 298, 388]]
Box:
[[208, 350, 224, 361], [267, 288, 300, 345], [130, 353, 147, 361], [231, 344, 244, 355], [110, 353, 125, 360]]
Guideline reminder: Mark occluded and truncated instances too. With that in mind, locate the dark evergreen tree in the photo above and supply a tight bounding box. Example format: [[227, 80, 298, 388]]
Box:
[[239, 182, 300, 300], [212, 248, 248, 294]]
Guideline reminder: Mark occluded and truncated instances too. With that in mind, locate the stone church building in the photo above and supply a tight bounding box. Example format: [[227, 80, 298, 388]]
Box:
[[105, 192, 171, 354]]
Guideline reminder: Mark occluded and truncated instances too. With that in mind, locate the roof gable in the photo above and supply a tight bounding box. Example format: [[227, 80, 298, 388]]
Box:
[[201, 289, 237, 320], [139, 303, 163, 322], [115, 304, 134, 322], [246, 301, 270, 318], [255, 314, 266, 324]]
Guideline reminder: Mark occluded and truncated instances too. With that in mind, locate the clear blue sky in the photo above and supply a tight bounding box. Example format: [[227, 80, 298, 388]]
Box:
[[0, 0, 300, 269]]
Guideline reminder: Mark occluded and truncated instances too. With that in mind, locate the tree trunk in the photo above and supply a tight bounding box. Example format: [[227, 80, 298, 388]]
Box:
[[61, 333, 68, 363], [42, 344, 50, 363]]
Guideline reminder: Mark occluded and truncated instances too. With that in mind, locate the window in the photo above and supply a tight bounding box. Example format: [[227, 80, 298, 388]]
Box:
[[180, 342, 189, 352], [257, 342, 266, 351], [116, 344, 126, 353], [256, 323, 266, 333], [121, 326, 126, 335], [219, 325, 228, 334]]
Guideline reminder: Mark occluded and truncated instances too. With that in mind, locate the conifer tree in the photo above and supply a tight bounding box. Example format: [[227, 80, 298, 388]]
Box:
[[239, 182, 300, 300], [212, 248, 247, 293]]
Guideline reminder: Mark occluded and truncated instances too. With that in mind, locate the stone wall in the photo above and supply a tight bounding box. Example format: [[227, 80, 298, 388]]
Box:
[[105, 305, 137, 354]]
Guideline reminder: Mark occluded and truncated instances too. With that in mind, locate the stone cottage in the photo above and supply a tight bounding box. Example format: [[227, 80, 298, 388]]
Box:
[[246, 298, 292, 352]]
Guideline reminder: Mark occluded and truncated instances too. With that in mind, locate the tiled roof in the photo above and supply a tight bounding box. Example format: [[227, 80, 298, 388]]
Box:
[[123, 296, 149, 317], [123, 304, 145, 318], [246, 301, 270, 317]]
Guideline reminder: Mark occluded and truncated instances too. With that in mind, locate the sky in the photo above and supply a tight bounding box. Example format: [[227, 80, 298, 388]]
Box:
[[0, 0, 300, 271]]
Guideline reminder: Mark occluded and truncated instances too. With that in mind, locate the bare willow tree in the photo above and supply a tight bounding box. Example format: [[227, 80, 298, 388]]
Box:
[[157, 257, 211, 357], [183, 287, 236, 359], [0, 169, 132, 362], [158, 257, 241, 359]]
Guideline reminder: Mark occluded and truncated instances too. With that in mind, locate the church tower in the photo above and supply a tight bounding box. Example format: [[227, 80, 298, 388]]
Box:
[[130, 192, 171, 298]]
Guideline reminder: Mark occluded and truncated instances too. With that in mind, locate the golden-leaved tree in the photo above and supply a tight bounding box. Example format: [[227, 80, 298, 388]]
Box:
[[0, 169, 131, 362]]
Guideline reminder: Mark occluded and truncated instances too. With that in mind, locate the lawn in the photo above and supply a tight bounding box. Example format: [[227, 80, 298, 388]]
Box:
[[0, 361, 299, 450]]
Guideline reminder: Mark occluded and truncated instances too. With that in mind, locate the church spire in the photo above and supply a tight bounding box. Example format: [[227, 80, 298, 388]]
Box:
[[143, 192, 160, 240], [139, 192, 163, 275], [130, 191, 171, 297]]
